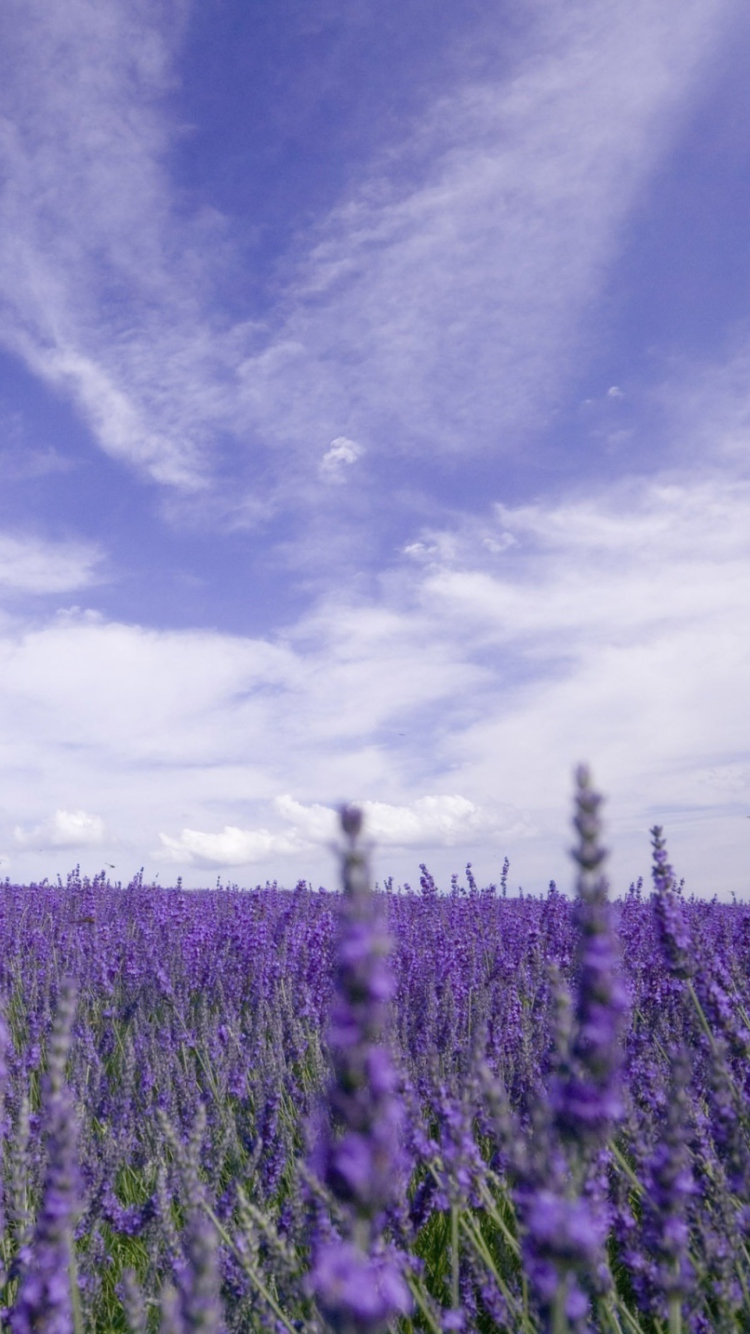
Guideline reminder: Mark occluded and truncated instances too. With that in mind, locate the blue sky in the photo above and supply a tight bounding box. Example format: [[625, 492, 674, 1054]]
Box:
[[1, 0, 749, 896]]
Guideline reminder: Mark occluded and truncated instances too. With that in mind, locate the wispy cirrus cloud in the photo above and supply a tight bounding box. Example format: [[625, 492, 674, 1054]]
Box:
[[236, 0, 734, 470], [0, 0, 736, 512], [0, 531, 103, 594], [0, 0, 230, 490]]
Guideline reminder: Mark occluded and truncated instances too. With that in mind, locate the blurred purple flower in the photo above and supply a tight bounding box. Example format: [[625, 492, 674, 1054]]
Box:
[[651, 826, 694, 980], [637, 1051, 696, 1319], [11, 979, 81, 1334], [308, 806, 412, 1333], [310, 1240, 411, 1333], [518, 767, 625, 1330], [551, 767, 627, 1149]]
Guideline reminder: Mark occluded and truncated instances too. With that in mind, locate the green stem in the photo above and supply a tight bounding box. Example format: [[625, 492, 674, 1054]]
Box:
[[685, 980, 719, 1057], [68, 1235, 85, 1334], [476, 1179, 522, 1258], [450, 1205, 460, 1310], [667, 1294, 682, 1334], [552, 1283, 569, 1334], [403, 1274, 443, 1334], [610, 1295, 652, 1334], [200, 1201, 301, 1334], [608, 1141, 643, 1195], [459, 1213, 536, 1334]]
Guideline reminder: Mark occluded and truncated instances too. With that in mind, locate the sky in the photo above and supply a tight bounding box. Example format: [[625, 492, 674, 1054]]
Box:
[[1, 0, 749, 897]]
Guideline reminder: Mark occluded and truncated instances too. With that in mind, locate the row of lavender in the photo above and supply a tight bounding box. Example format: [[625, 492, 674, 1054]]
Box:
[[0, 769, 749, 1331]]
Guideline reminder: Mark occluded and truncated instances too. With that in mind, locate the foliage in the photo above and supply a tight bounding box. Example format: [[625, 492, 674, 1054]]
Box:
[[0, 773, 749, 1331]]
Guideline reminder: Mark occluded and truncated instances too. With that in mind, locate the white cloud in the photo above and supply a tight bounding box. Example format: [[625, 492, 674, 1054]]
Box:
[[237, 0, 734, 466], [274, 795, 339, 842], [0, 0, 226, 490], [1, 466, 749, 895], [158, 824, 301, 868], [360, 795, 529, 846], [0, 0, 736, 507], [155, 793, 529, 870], [14, 809, 107, 849], [274, 793, 526, 846], [319, 436, 365, 482], [0, 532, 103, 595]]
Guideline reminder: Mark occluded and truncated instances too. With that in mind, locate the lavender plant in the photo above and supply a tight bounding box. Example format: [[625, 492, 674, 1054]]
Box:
[[514, 766, 627, 1333], [10, 978, 82, 1334], [307, 805, 412, 1333], [0, 778, 747, 1329]]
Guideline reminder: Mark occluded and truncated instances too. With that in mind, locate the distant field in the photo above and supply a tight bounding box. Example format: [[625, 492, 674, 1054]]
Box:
[[1, 776, 749, 1331]]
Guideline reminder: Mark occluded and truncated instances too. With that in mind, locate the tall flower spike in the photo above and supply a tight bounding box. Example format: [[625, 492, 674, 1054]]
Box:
[[552, 765, 627, 1148], [518, 767, 626, 1332], [651, 826, 694, 980], [11, 978, 82, 1334], [640, 1050, 695, 1321], [0, 1007, 9, 1280], [308, 805, 412, 1334]]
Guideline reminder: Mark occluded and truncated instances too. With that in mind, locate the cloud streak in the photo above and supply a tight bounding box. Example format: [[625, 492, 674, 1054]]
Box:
[[0, 0, 736, 509], [0, 531, 103, 595], [0, 0, 229, 489], [237, 0, 734, 467]]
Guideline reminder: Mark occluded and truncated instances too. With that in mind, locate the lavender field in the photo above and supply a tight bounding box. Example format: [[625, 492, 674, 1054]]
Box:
[[1, 769, 749, 1333]]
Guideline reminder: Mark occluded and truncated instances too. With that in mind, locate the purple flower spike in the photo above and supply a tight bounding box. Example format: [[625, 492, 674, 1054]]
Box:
[[552, 765, 627, 1149], [310, 1241, 411, 1334], [308, 807, 412, 1333], [651, 826, 694, 980], [518, 768, 626, 1331], [178, 1207, 226, 1333], [639, 1052, 695, 1318], [11, 979, 81, 1334]]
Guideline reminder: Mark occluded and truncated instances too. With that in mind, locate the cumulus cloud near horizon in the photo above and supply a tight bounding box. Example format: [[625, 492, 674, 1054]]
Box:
[[158, 824, 302, 868], [14, 808, 108, 850], [1, 464, 749, 895], [156, 792, 527, 869]]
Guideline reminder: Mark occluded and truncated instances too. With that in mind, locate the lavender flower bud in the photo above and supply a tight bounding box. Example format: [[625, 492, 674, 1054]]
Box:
[[552, 766, 627, 1148], [119, 1269, 148, 1334], [308, 807, 412, 1333], [311, 1241, 411, 1334], [160, 1284, 187, 1334], [11, 980, 81, 1334], [0, 1009, 9, 1274], [651, 826, 694, 980], [179, 1208, 226, 1333], [517, 769, 625, 1331], [640, 1051, 695, 1316]]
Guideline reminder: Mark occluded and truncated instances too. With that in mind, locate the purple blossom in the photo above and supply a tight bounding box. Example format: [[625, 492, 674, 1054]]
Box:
[[651, 826, 695, 980], [551, 766, 627, 1149], [637, 1051, 696, 1319], [11, 979, 81, 1334], [308, 806, 412, 1332], [517, 767, 625, 1330], [1, 801, 750, 1332], [310, 1240, 411, 1334]]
